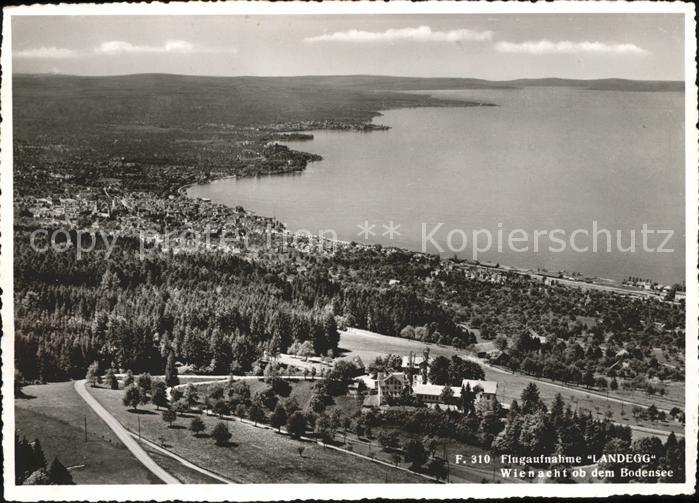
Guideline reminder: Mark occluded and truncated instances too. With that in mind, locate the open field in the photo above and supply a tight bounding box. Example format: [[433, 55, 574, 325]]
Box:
[[338, 329, 685, 438], [88, 386, 427, 483], [14, 382, 160, 484], [137, 441, 225, 484]]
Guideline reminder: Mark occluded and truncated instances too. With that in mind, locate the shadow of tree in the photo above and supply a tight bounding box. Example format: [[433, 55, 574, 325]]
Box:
[[214, 441, 239, 448], [129, 409, 157, 415]]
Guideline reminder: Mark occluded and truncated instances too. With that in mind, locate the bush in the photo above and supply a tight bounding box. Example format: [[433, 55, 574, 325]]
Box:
[[189, 416, 206, 437], [212, 422, 232, 446]]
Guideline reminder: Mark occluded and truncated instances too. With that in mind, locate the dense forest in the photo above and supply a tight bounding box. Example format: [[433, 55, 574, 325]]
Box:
[[14, 227, 469, 382]]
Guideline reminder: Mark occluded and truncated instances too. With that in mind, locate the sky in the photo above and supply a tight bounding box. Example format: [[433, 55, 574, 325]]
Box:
[[11, 14, 684, 80]]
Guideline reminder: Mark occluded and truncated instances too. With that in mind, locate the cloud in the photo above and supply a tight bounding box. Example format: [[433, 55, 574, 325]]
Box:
[[13, 47, 78, 59], [494, 39, 648, 55], [304, 25, 493, 43], [95, 40, 200, 55], [14, 40, 236, 59]]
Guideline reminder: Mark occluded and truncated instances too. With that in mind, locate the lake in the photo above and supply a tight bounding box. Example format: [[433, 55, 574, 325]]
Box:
[[188, 87, 685, 285]]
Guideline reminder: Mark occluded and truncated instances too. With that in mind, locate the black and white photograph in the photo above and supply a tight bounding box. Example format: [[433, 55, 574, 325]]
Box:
[[1, 1, 696, 500]]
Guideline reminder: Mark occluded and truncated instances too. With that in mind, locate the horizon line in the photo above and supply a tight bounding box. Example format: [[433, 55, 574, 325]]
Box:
[[11, 71, 684, 83]]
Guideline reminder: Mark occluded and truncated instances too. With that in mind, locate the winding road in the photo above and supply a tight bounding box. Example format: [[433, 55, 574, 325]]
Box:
[[73, 380, 180, 484]]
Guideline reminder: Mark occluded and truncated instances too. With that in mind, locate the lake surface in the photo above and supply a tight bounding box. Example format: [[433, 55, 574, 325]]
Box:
[[189, 87, 685, 284]]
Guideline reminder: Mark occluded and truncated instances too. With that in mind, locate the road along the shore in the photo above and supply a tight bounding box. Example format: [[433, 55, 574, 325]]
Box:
[[74, 380, 180, 484]]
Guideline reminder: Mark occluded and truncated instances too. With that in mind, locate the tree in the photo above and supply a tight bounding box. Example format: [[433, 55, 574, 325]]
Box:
[[249, 401, 265, 426], [323, 313, 340, 352], [122, 384, 143, 411], [461, 383, 476, 415], [329, 409, 342, 438], [105, 368, 119, 390], [631, 436, 664, 481], [428, 356, 451, 385], [86, 361, 100, 387], [661, 433, 684, 482], [404, 439, 428, 470], [235, 403, 247, 418], [137, 373, 152, 397], [31, 439, 47, 473], [610, 377, 619, 391], [647, 404, 659, 422], [164, 350, 179, 387], [124, 370, 134, 387], [173, 398, 191, 416], [448, 356, 485, 384], [47, 457, 74, 485], [151, 381, 168, 410], [509, 357, 521, 374], [426, 458, 448, 481], [170, 387, 184, 403], [297, 341, 314, 360], [271, 403, 288, 432], [189, 416, 206, 437], [520, 382, 541, 415], [599, 438, 632, 482], [257, 386, 279, 411], [284, 397, 300, 416], [439, 385, 455, 406], [212, 422, 232, 446], [183, 383, 199, 407], [306, 394, 327, 414], [550, 393, 565, 425], [15, 434, 34, 483], [228, 380, 251, 403], [494, 335, 508, 351], [518, 412, 555, 456], [286, 411, 307, 438], [555, 423, 586, 458], [212, 399, 229, 418], [423, 436, 440, 458], [378, 431, 400, 451], [208, 385, 225, 403], [314, 413, 333, 443], [162, 409, 177, 428]]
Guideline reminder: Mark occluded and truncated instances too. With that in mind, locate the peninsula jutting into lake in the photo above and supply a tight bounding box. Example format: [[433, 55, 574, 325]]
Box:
[[6, 8, 693, 495]]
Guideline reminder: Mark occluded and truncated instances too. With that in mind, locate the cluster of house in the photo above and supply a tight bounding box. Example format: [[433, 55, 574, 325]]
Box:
[[348, 350, 498, 411]]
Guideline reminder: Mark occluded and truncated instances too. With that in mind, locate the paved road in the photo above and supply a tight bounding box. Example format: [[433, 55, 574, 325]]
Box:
[[74, 380, 180, 484]]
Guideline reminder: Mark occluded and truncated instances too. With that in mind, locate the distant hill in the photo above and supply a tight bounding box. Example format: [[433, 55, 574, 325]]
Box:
[[501, 77, 684, 92], [12, 74, 486, 133], [12, 73, 683, 135], [275, 75, 684, 92]]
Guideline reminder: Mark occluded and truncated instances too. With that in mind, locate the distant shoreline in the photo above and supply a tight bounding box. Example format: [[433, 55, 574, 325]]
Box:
[[183, 127, 680, 300]]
